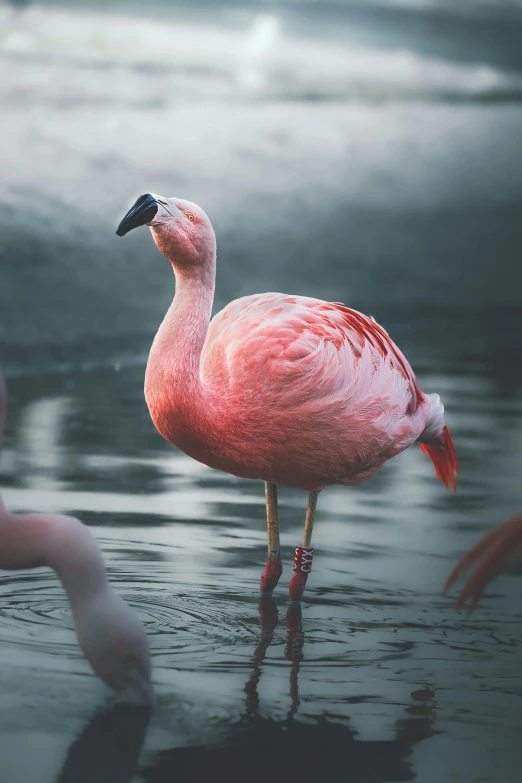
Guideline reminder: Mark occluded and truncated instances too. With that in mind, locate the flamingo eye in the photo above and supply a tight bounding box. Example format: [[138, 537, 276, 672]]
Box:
[[186, 213, 194, 222]]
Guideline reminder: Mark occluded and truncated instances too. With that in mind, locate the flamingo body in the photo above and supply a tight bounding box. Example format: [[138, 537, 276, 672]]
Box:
[[117, 193, 457, 597], [113, 194, 459, 493], [146, 287, 455, 492]]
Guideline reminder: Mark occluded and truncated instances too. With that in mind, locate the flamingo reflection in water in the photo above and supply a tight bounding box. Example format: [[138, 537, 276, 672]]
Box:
[[54, 598, 435, 783], [136, 598, 436, 783], [445, 513, 522, 613], [57, 703, 151, 783], [0, 372, 153, 705], [243, 598, 305, 720]]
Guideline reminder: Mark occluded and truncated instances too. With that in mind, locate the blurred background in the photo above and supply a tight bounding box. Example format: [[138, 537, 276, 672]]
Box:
[[1, 2, 522, 782], [1, 0, 522, 371]]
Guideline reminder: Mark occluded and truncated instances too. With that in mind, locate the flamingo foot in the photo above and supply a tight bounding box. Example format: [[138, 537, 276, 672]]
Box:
[[260, 549, 283, 595], [288, 546, 314, 602]]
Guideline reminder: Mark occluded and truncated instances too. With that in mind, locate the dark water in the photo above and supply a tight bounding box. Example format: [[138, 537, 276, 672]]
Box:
[[1, 310, 522, 782]]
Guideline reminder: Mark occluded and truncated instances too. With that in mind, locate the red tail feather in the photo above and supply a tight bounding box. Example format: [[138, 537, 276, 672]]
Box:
[[419, 425, 458, 491]]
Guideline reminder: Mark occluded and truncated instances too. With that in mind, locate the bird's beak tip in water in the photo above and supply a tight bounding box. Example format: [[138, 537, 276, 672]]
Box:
[[116, 193, 159, 237]]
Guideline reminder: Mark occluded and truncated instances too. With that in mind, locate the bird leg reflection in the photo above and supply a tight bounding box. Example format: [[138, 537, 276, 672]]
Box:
[[244, 596, 305, 718], [244, 596, 279, 716], [394, 688, 436, 743], [285, 602, 304, 716]]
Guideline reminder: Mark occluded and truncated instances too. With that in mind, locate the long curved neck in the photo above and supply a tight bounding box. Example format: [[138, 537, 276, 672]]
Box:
[[0, 508, 109, 613], [145, 256, 216, 439], [0, 375, 108, 613]]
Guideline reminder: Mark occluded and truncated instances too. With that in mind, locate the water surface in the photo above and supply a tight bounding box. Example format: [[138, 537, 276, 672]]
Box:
[[1, 310, 522, 782]]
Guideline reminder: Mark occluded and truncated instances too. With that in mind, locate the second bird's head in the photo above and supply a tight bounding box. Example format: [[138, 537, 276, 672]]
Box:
[[116, 193, 215, 269]]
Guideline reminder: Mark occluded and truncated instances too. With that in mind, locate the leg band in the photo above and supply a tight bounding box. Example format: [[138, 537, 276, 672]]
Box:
[[293, 546, 314, 575], [288, 547, 315, 601]]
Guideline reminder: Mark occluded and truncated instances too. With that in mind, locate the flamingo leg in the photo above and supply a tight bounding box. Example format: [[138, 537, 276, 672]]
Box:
[[289, 491, 318, 601], [259, 482, 283, 595]]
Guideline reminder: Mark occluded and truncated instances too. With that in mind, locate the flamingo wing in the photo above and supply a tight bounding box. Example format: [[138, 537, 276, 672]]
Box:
[[202, 293, 422, 418], [199, 293, 458, 489]]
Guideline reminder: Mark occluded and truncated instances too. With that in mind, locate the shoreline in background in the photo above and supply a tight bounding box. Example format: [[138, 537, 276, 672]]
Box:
[[2, 1, 521, 372], [2, 304, 521, 379]]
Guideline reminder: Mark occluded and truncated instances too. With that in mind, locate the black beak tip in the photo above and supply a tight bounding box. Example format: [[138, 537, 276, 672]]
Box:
[[116, 193, 159, 238]]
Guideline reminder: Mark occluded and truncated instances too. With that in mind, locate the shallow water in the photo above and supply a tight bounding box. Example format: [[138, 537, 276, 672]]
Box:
[[1, 310, 522, 782]]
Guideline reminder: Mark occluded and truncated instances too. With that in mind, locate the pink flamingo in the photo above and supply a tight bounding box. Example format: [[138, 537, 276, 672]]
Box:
[[0, 373, 153, 704], [117, 194, 458, 600], [444, 513, 522, 613]]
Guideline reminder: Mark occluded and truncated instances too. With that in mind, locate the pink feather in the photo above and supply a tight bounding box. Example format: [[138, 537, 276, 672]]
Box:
[[140, 197, 457, 493]]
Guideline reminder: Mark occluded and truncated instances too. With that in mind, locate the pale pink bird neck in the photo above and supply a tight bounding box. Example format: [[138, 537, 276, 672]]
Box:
[[144, 227, 216, 443], [0, 375, 152, 702], [0, 374, 108, 603]]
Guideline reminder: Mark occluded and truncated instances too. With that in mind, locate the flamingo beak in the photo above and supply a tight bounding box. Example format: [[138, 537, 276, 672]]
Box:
[[116, 194, 159, 237]]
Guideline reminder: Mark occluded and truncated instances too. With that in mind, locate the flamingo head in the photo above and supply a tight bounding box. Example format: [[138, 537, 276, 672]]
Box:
[[116, 193, 216, 270], [75, 585, 154, 706]]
